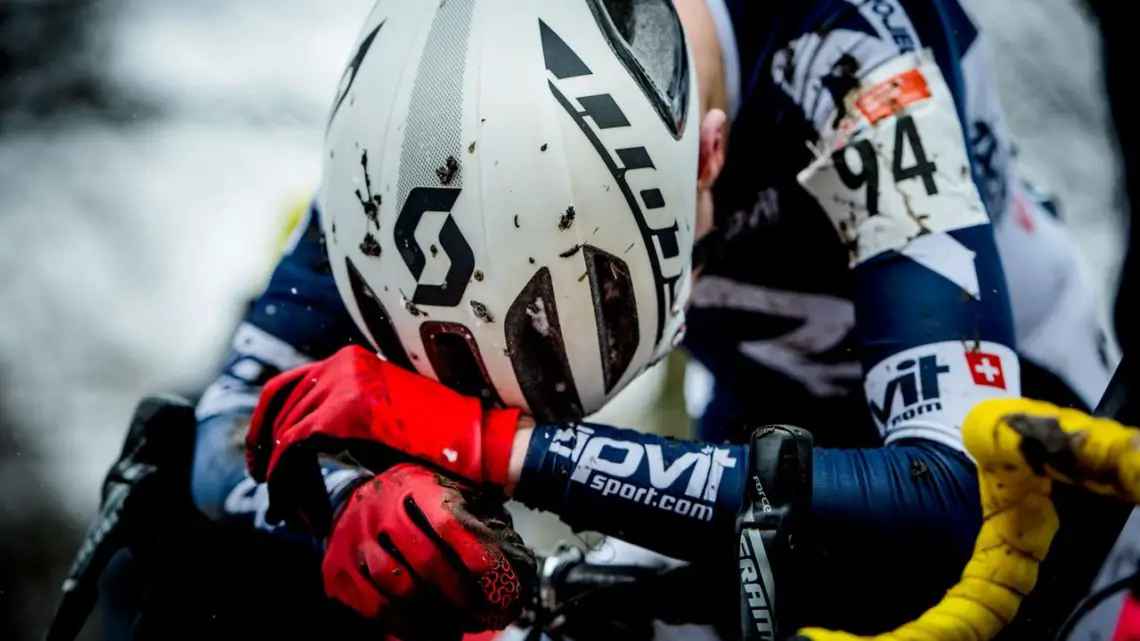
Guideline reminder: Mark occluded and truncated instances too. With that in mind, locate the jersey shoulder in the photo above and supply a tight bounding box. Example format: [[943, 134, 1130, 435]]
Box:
[[245, 194, 366, 360], [718, 0, 984, 132]]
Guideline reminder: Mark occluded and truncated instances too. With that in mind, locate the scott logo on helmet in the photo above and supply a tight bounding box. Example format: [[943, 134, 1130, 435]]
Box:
[[392, 186, 475, 307]]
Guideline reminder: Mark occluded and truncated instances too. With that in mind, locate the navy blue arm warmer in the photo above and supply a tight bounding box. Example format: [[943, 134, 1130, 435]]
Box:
[[515, 422, 979, 611]]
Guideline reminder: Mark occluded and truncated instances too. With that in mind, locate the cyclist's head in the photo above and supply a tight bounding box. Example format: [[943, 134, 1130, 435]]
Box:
[[320, 0, 726, 422]]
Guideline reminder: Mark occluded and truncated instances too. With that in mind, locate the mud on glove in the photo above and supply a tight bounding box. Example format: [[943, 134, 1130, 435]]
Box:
[[325, 463, 535, 637], [244, 345, 520, 536]]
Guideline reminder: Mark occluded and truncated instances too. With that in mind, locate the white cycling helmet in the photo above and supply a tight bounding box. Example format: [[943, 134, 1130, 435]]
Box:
[[320, 0, 699, 422]]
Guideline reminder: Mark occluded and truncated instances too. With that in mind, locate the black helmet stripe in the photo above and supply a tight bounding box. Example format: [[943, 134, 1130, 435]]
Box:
[[345, 257, 414, 370], [543, 77, 680, 345]]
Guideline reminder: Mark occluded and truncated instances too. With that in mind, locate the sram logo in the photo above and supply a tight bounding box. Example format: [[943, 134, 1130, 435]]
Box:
[[549, 426, 737, 503], [739, 527, 776, 639], [868, 353, 950, 427]]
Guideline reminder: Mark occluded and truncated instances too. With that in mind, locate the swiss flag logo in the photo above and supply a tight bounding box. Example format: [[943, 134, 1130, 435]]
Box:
[[965, 351, 1007, 389]]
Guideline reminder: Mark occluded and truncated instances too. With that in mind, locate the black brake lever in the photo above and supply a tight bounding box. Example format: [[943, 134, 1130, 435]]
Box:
[[43, 395, 198, 641]]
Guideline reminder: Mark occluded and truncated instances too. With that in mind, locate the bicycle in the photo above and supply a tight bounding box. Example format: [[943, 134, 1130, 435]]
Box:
[[794, 395, 1140, 641], [520, 396, 1140, 641], [40, 395, 731, 641], [517, 543, 731, 641], [41, 389, 1140, 641]]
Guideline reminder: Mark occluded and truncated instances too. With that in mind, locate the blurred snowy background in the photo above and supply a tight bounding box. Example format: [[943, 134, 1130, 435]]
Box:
[[0, 0, 1125, 639]]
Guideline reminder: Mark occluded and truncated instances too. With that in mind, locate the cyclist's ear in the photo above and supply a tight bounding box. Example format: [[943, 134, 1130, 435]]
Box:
[[698, 108, 727, 192], [696, 108, 728, 241]]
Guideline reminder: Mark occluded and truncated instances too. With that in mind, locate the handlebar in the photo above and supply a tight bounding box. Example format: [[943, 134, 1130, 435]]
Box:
[[44, 397, 1140, 641], [520, 544, 727, 639], [795, 398, 1140, 641]]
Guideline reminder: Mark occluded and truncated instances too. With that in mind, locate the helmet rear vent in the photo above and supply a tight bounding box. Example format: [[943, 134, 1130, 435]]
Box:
[[589, 0, 691, 136], [421, 321, 502, 408], [583, 246, 639, 393], [505, 268, 584, 422]]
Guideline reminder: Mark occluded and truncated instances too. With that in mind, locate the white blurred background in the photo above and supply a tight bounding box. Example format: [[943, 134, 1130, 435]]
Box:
[[0, 0, 1125, 639]]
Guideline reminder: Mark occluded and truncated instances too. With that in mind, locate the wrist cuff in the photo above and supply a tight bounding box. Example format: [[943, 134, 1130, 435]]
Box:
[[325, 468, 374, 539], [481, 407, 521, 486]]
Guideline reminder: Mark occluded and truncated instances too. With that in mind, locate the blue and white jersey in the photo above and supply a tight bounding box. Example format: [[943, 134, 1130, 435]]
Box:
[[191, 0, 1112, 511], [190, 0, 1111, 521], [183, 0, 1114, 632], [684, 0, 1111, 449]]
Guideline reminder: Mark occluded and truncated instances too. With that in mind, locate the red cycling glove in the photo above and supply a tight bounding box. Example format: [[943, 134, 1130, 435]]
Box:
[[244, 345, 521, 535], [324, 463, 533, 637], [1113, 591, 1140, 641]]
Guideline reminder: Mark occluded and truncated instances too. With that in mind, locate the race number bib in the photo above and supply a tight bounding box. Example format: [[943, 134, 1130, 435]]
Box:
[[797, 49, 989, 268]]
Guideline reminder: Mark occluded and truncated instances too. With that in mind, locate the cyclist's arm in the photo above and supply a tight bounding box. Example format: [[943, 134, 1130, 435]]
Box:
[[507, 6, 1017, 581], [790, 5, 1022, 583], [503, 417, 980, 568], [191, 199, 371, 543]]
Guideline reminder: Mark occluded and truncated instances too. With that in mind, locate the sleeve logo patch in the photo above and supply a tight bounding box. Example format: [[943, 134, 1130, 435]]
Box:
[[855, 68, 931, 125], [965, 351, 1007, 389], [864, 341, 1020, 453]]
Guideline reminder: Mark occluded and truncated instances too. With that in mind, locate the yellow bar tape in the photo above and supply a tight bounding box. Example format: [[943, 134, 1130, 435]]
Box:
[[247, 194, 313, 293], [274, 195, 312, 258], [795, 397, 1140, 641]]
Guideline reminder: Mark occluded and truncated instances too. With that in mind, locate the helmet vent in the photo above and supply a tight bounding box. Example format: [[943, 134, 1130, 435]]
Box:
[[589, 0, 691, 136], [421, 321, 502, 408], [345, 257, 414, 370], [505, 268, 584, 421], [584, 246, 640, 393]]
